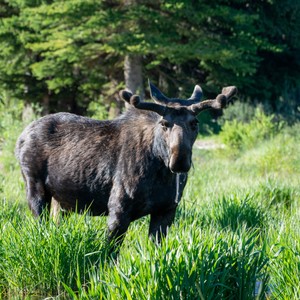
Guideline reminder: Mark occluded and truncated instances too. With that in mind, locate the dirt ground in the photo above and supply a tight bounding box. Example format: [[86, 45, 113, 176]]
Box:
[[194, 139, 225, 150]]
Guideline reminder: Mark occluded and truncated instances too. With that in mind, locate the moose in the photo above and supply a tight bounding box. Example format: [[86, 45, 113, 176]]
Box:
[[16, 82, 237, 252]]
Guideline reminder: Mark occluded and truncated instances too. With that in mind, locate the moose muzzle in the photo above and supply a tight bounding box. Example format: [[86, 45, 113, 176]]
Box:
[[169, 152, 192, 173], [169, 126, 193, 173]]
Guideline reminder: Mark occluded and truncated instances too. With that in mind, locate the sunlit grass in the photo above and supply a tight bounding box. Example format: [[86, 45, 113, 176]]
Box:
[[0, 101, 299, 299], [0, 208, 107, 298]]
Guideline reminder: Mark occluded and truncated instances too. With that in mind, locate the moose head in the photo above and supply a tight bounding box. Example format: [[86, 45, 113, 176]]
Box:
[[120, 82, 237, 173]]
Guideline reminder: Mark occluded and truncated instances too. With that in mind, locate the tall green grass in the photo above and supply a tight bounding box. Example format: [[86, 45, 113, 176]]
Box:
[[0, 201, 270, 299], [62, 228, 269, 300], [0, 99, 299, 299], [0, 208, 107, 298]]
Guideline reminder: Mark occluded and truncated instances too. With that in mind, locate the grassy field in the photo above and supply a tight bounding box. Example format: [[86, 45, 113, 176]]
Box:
[[0, 101, 299, 299]]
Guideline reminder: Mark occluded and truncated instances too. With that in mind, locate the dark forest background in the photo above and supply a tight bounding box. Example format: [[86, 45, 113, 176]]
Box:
[[0, 0, 299, 124]]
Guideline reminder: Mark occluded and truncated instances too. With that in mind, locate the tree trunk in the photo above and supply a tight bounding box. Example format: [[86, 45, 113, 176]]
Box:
[[42, 93, 50, 115], [124, 55, 144, 99], [123, 0, 144, 104]]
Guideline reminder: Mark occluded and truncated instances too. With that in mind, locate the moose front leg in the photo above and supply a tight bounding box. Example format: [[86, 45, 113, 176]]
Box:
[[149, 208, 177, 243], [107, 210, 131, 255], [106, 187, 132, 255]]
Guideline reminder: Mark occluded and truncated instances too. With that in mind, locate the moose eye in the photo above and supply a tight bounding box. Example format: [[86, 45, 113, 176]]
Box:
[[190, 119, 199, 130], [159, 120, 170, 131]]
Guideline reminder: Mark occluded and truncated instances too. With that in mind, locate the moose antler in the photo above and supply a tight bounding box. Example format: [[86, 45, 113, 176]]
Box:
[[222, 86, 237, 104], [119, 90, 166, 116], [119, 85, 237, 116], [189, 86, 237, 115], [149, 81, 203, 106]]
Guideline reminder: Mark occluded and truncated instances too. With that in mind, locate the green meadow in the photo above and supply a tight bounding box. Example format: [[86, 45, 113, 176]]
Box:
[[0, 100, 299, 299]]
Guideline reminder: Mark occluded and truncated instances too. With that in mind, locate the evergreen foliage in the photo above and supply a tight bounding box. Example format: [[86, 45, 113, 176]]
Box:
[[0, 0, 299, 117]]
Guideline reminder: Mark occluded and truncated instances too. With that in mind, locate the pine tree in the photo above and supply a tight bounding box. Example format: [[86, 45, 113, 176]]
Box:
[[0, 0, 298, 117]]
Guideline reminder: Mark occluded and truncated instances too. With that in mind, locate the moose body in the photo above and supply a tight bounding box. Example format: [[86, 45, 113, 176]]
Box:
[[16, 83, 236, 251]]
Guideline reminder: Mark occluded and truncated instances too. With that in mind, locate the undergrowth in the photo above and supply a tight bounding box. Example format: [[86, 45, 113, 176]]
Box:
[[0, 99, 299, 299]]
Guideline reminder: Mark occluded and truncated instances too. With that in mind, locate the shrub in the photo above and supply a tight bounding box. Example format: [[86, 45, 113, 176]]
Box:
[[0, 95, 39, 171], [87, 96, 109, 120], [0, 95, 38, 204], [244, 125, 300, 176], [219, 108, 284, 150], [218, 100, 259, 125]]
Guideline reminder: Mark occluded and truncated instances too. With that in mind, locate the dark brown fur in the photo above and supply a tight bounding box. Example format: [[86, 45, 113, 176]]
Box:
[[16, 84, 237, 252], [15, 108, 195, 251]]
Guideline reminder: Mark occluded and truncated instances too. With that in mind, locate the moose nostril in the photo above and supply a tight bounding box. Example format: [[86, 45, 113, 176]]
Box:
[[169, 154, 191, 173]]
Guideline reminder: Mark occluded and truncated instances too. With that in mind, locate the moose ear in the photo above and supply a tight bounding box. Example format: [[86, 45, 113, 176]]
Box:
[[188, 85, 203, 102], [148, 80, 169, 104], [119, 90, 133, 103], [149, 80, 161, 101]]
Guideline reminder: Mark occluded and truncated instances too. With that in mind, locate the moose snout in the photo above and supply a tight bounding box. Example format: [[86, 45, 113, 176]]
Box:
[[169, 149, 192, 173], [168, 127, 193, 173]]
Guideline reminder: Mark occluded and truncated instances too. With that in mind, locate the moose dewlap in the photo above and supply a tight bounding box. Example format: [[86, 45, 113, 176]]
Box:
[[16, 82, 237, 252]]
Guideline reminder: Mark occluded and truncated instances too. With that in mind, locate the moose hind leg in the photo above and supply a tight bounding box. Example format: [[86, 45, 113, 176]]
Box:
[[26, 177, 51, 218], [149, 208, 177, 243]]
